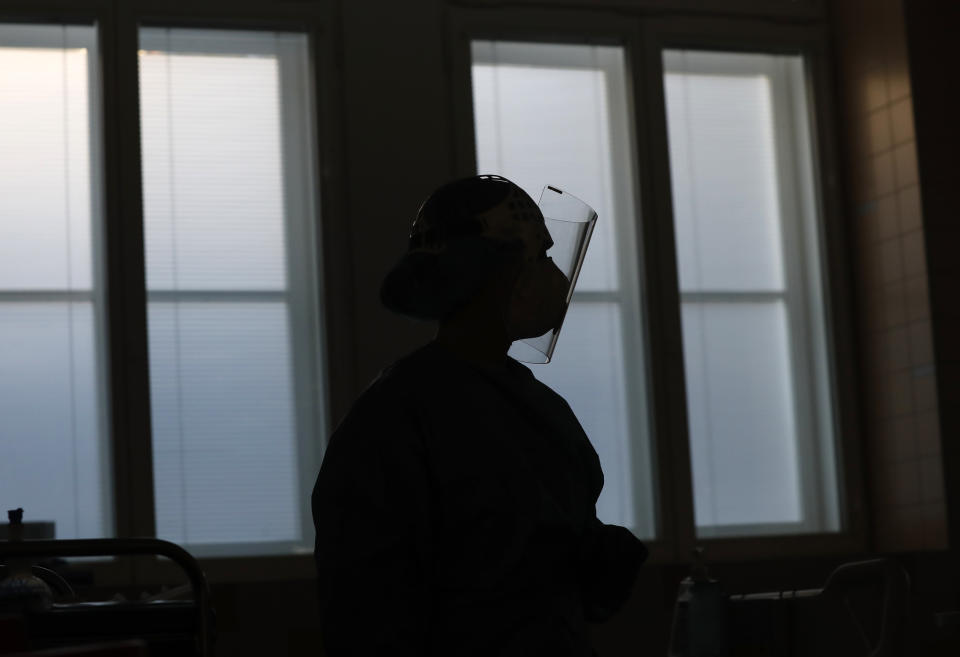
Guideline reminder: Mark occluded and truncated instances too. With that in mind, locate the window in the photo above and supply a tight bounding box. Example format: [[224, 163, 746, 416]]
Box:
[[0, 23, 110, 540], [471, 41, 657, 539], [139, 28, 324, 555], [662, 50, 840, 537], [462, 18, 849, 548], [0, 19, 325, 558]]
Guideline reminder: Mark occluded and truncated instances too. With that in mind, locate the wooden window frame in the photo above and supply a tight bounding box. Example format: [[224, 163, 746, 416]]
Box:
[[446, 4, 866, 563], [0, 0, 351, 582]]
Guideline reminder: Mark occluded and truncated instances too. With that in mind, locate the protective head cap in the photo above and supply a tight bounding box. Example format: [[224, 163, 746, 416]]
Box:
[[380, 175, 596, 364]]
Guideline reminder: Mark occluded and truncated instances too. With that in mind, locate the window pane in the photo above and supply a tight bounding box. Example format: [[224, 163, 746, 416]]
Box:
[[0, 28, 94, 290], [140, 31, 286, 291], [0, 24, 109, 539], [681, 302, 800, 527], [664, 51, 786, 293], [472, 40, 655, 538], [535, 303, 654, 536], [472, 41, 623, 293], [140, 28, 324, 552], [149, 303, 298, 544], [664, 50, 840, 536]]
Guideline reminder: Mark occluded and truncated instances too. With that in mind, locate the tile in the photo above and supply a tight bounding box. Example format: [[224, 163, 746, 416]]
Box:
[[915, 411, 941, 458], [879, 238, 904, 284], [857, 238, 885, 285], [875, 194, 899, 241], [846, 71, 882, 118], [908, 320, 934, 366], [867, 331, 887, 373], [883, 325, 911, 371], [838, 6, 885, 75], [881, 281, 907, 328], [880, 370, 914, 417], [873, 509, 896, 549], [901, 230, 927, 278], [890, 98, 915, 145], [882, 505, 924, 551], [919, 457, 945, 504], [862, 286, 884, 329], [903, 275, 930, 322], [873, 0, 902, 48], [851, 157, 876, 203], [866, 107, 892, 154], [912, 368, 938, 412], [871, 151, 897, 197], [921, 503, 949, 550], [845, 114, 871, 163], [885, 43, 912, 102], [890, 461, 921, 505], [855, 200, 882, 245], [877, 510, 915, 552], [876, 415, 916, 463], [893, 142, 919, 189], [841, 70, 869, 119], [864, 68, 890, 112], [896, 185, 922, 233], [863, 372, 884, 419], [836, 28, 870, 79]]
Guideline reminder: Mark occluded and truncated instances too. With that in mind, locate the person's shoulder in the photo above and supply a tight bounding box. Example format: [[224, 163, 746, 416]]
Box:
[[505, 356, 572, 407], [366, 342, 450, 401], [318, 348, 427, 469], [333, 343, 446, 430]]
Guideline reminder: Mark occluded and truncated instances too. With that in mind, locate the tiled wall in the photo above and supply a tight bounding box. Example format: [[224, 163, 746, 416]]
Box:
[[902, 0, 960, 553], [831, 0, 947, 551]]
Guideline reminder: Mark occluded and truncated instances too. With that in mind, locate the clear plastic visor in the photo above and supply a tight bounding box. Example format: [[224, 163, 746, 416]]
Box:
[[508, 185, 597, 364]]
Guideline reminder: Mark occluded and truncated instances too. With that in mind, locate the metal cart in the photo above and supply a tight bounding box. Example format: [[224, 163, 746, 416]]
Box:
[[0, 538, 213, 657]]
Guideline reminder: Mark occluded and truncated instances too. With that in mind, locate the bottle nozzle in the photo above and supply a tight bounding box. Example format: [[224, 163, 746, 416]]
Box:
[[690, 546, 710, 582]]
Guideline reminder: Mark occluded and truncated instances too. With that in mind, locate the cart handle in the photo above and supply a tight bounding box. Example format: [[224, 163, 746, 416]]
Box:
[[0, 538, 211, 657]]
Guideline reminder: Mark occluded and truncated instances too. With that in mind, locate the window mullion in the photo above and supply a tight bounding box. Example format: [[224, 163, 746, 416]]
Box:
[[276, 29, 327, 547], [651, 25, 845, 548], [634, 18, 695, 561], [678, 290, 788, 303], [101, 3, 157, 539]]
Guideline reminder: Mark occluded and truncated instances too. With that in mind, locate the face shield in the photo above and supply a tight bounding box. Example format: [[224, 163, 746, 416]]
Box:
[[508, 185, 597, 364]]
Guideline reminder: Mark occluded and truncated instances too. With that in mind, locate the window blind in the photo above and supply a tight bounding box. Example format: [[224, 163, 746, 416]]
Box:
[[471, 41, 656, 539], [0, 24, 109, 540], [664, 50, 840, 536], [139, 28, 324, 552]]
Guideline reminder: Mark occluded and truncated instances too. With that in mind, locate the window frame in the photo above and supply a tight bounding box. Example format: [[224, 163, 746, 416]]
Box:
[[114, 0, 349, 575], [137, 25, 325, 558], [0, 20, 113, 539], [447, 6, 679, 564], [0, 0, 350, 582], [663, 49, 835, 538], [0, 0, 865, 578], [469, 38, 657, 539], [642, 15, 866, 560], [447, 5, 866, 562]]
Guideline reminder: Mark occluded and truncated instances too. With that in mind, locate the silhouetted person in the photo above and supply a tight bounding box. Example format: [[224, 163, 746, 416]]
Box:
[[312, 175, 647, 656]]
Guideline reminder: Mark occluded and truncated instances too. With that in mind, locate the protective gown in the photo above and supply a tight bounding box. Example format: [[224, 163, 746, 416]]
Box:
[[312, 341, 648, 656]]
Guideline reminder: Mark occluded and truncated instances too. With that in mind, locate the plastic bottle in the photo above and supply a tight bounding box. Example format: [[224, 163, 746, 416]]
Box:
[[668, 547, 728, 657]]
